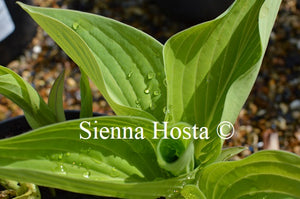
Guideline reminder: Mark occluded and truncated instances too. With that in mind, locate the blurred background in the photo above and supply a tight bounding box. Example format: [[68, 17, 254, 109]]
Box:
[[0, 0, 299, 157]]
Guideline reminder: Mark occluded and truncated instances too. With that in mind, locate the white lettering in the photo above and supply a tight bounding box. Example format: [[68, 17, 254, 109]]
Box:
[[99, 127, 110, 139], [170, 127, 181, 139], [153, 122, 168, 139], [79, 121, 91, 139], [135, 127, 145, 139], [199, 127, 209, 139]]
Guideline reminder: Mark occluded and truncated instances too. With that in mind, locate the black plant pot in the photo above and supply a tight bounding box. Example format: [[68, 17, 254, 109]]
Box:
[[155, 0, 234, 23], [0, 110, 110, 199], [0, 110, 103, 138]]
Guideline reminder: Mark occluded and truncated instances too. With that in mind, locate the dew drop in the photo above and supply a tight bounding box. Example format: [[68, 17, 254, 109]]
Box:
[[163, 79, 167, 87], [144, 88, 150, 94], [127, 71, 133, 79], [153, 90, 160, 96], [83, 171, 91, 178], [110, 167, 119, 177], [163, 106, 172, 121], [165, 113, 173, 122], [147, 72, 155, 80], [135, 99, 141, 108], [167, 189, 179, 198], [149, 103, 156, 110], [54, 164, 67, 175], [72, 22, 79, 30], [58, 153, 63, 160], [163, 106, 167, 113]]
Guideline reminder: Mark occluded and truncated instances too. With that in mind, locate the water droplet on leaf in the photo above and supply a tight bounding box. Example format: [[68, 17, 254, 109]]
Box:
[[135, 99, 141, 108], [110, 167, 119, 177], [165, 113, 173, 122], [144, 88, 150, 94], [127, 71, 133, 79], [163, 79, 168, 87], [163, 106, 167, 113], [147, 72, 155, 80], [58, 154, 63, 160], [54, 164, 67, 175], [72, 22, 79, 30], [153, 90, 160, 96], [83, 171, 91, 178], [149, 102, 156, 110]]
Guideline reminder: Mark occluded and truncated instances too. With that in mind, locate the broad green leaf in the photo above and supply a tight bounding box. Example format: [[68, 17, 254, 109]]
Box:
[[197, 150, 300, 199], [48, 70, 66, 122], [79, 70, 93, 118], [214, 146, 247, 162], [0, 116, 193, 198], [181, 185, 206, 199], [18, 2, 166, 122], [163, 0, 281, 166], [0, 65, 56, 128]]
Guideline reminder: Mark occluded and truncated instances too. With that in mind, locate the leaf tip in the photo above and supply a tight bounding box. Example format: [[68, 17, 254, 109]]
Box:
[[16, 1, 34, 14], [16, 1, 25, 8]]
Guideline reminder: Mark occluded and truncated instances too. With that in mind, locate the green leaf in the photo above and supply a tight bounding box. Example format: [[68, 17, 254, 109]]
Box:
[[197, 150, 300, 199], [155, 123, 195, 176], [48, 70, 66, 122], [157, 138, 194, 176], [79, 70, 93, 118], [181, 185, 206, 199], [18, 2, 166, 122], [163, 0, 281, 166], [214, 146, 247, 162], [0, 116, 193, 198], [0, 65, 56, 128]]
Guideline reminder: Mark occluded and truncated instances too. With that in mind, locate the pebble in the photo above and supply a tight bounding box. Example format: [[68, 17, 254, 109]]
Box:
[[290, 99, 300, 110]]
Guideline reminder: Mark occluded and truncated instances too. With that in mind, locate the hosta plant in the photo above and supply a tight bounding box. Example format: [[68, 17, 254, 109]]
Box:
[[0, 0, 299, 198]]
